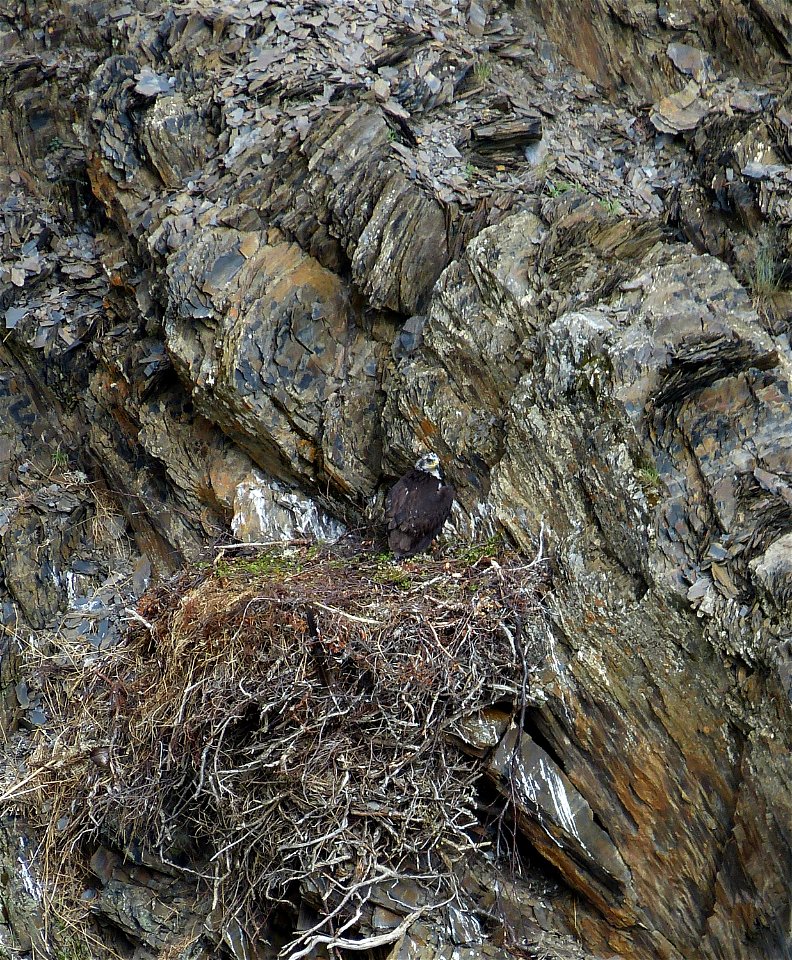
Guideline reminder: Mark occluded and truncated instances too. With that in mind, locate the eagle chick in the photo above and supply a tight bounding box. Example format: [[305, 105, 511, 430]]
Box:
[[385, 452, 455, 558]]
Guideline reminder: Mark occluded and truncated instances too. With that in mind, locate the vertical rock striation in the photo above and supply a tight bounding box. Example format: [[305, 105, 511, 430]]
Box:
[[1, 0, 791, 958]]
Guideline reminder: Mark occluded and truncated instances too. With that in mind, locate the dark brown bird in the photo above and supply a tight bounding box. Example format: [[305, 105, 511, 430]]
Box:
[[385, 452, 455, 559]]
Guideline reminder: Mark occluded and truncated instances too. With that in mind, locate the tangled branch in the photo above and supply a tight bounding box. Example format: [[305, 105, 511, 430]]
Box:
[[14, 543, 549, 952]]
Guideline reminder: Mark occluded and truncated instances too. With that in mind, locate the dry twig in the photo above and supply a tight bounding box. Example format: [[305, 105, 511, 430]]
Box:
[[12, 543, 549, 952]]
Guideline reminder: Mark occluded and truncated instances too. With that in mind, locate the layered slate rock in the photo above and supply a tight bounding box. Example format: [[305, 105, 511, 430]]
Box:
[[257, 103, 451, 315], [163, 228, 386, 503], [389, 197, 792, 959], [527, 0, 791, 101], [1, 0, 792, 959]]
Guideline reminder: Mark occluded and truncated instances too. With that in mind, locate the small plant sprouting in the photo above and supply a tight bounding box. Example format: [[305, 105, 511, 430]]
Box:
[[546, 179, 578, 198], [635, 460, 664, 506], [463, 161, 477, 181], [636, 464, 661, 490], [51, 445, 69, 471], [473, 59, 492, 84], [750, 229, 782, 302], [598, 196, 623, 215]]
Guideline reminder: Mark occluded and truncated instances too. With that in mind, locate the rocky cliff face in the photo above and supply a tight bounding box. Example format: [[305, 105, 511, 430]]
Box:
[[1, 1, 791, 959]]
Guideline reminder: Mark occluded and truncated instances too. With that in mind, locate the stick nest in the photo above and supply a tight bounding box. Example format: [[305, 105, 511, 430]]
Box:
[[18, 543, 548, 954]]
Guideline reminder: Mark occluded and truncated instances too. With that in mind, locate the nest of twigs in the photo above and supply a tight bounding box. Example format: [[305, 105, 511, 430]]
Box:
[[16, 542, 548, 955]]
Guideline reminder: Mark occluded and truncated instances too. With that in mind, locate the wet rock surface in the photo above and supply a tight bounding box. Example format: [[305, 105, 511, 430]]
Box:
[[0, 1, 791, 959]]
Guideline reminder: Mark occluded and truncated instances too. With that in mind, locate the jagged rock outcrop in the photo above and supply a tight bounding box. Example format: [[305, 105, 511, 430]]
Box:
[[1, 1, 791, 959], [525, 0, 792, 101]]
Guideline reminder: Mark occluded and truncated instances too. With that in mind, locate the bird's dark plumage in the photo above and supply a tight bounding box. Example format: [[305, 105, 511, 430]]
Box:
[[385, 452, 455, 558]]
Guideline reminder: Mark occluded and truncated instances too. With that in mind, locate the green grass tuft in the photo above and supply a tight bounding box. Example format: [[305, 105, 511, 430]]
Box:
[[545, 179, 578, 198], [473, 59, 492, 83]]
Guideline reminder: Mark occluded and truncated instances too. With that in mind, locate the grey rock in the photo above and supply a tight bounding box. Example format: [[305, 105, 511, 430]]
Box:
[[1, 1, 791, 959], [164, 229, 386, 502], [749, 533, 792, 614], [232, 470, 346, 543]]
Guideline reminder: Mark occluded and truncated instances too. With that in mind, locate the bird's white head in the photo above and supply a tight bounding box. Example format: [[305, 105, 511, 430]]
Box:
[[415, 451, 442, 478]]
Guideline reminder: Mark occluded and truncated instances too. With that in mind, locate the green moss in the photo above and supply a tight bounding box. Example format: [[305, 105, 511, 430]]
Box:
[[216, 549, 303, 580], [372, 554, 413, 587], [456, 535, 504, 564], [54, 932, 92, 960], [373, 565, 413, 587]]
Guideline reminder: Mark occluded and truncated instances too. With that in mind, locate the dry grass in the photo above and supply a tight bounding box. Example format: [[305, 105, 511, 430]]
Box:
[[8, 542, 548, 956]]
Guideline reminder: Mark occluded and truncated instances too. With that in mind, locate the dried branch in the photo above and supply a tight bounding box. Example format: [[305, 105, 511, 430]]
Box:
[[13, 542, 549, 951]]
